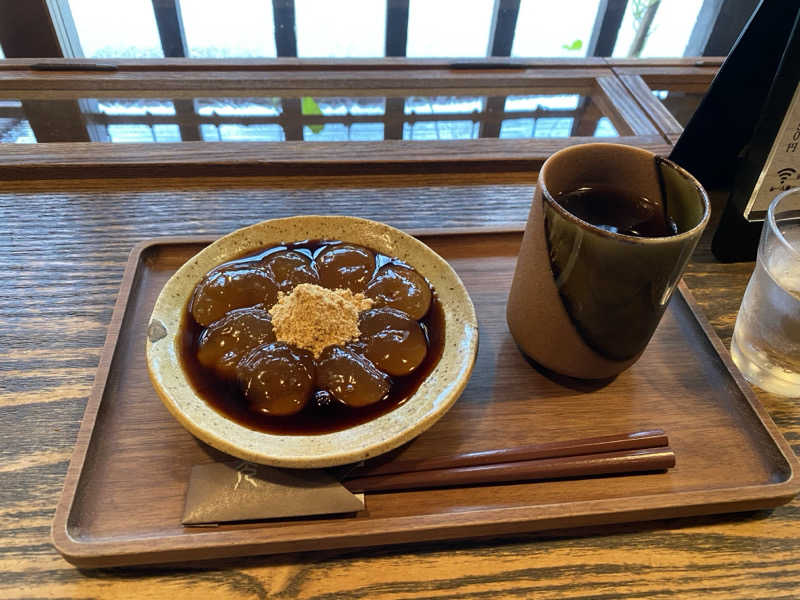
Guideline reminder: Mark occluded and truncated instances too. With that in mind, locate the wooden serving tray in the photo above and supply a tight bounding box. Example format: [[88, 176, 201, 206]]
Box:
[[52, 229, 800, 568]]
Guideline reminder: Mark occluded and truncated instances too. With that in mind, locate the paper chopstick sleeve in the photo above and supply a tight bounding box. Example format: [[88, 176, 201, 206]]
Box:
[[182, 461, 365, 526]]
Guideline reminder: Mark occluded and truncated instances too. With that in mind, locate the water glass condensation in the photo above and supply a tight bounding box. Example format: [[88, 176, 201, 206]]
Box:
[[731, 188, 800, 397]]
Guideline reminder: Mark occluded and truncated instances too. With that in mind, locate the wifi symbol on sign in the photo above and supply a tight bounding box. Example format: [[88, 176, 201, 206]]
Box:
[[777, 167, 797, 184]]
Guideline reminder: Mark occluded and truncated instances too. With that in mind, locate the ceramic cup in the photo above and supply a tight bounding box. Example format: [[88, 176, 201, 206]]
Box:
[[507, 143, 710, 379]]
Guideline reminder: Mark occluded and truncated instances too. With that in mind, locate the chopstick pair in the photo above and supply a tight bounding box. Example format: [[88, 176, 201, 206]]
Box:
[[342, 429, 675, 493]]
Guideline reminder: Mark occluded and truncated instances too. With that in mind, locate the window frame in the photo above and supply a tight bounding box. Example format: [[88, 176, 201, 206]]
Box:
[[0, 58, 720, 180]]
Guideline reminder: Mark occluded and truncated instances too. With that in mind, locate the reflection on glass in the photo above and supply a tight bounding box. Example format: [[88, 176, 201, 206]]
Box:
[[405, 97, 483, 115], [106, 124, 181, 143], [404, 121, 479, 140], [81, 99, 180, 142], [504, 94, 580, 111], [196, 98, 282, 117], [350, 122, 385, 140], [0, 119, 36, 143], [181, 0, 277, 58], [499, 117, 574, 138], [296, 0, 385, 57], [310, 98, 386, 116], [201, 124, 285, 142], [0, 100, 37, 143], [534, 118, 573, 137], [593, 117, 618, 137], [499, 95, 618, 139], [651, 90, 705, 127], [499, 118, 532, 139], [152, 124, 181, 142], [96, 99, 176, 116], [0, 91, 624, 144], [512, 0, 600, 58], [68, 0, 163, 57], [85, 99, 178, 142], [303, 123, 384, 141], [407, 0, 493, 57]]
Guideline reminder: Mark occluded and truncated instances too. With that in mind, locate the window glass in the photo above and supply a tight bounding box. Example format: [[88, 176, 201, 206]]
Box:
[[195, 98, 282, 117], [651, 89, 706, 127], [0, 90, 627, 144], [96, 100, 176, 116], [404, 121, 479, 140], [504, 95, 581, 111], [512, 0, 600, 57], [312, 98, 386, 116], [181, 0, 277, 57], [304, 122, 384, 141], [152, 124, 182, 142], [593, 117, 618, 137], [405, 97, 484, 115], [68, 0, 163, 57], [533, 117, 573, 137], [296, 0, 385, 57], [613, 0, 704, 57], [406, 0, 493, 57], [499, 117, 575, 138], [54, 1, 740, 61], [499, 118, 534, 139], [0, 100, 36, 143], [0, 120, 36, 143], [349, 122, 385, 140], [106, 124, 180, 143], [203, 124, 285, 142]]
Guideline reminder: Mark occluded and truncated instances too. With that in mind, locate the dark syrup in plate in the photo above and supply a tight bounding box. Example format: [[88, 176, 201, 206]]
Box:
[[179, 240, 446, 435]]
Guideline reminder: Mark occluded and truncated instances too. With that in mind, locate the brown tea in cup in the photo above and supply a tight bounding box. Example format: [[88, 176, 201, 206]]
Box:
[[507, 143, 710, 380], [554, 185, 678, 238]]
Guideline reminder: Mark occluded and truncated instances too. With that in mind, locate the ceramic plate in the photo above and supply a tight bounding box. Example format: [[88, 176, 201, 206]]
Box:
[[146, 215, 478, 468]]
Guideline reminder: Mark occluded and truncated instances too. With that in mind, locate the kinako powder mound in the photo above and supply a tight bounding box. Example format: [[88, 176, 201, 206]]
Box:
[[268, 283, 374, 358]]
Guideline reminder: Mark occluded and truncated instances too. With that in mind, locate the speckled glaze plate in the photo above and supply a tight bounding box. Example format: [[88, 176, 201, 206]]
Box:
[[146, 216, 479, 468]]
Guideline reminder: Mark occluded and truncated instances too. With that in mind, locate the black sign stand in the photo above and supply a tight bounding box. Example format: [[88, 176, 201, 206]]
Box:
[[669, 0, 800, 262]]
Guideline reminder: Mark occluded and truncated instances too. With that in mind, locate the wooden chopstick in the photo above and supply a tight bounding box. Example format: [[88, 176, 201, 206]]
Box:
[[343, 446, 676, 493], [345, 429, 669, 479]]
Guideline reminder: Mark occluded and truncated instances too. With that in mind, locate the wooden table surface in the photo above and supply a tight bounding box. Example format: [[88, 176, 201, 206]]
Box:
[[2, 168, 798, 599]]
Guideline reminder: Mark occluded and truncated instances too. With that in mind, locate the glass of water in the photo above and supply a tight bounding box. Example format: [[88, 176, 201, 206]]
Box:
[[731, 187, 800, 397]]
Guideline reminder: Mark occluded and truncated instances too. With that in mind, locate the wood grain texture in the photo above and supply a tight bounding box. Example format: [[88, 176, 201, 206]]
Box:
[[594, 76, 659, 137], [0, 57, 720, 71], [0, 137, 671, 180], [0, 67, 611, 91], [2, 165, 800, 597], [611, 64, 718, 90], [51, 233, 797, 567], [605, 57, 724, 68], [0, 57, 612, 71], [617, 74, 684, 137], [0, 60, 682, 179]]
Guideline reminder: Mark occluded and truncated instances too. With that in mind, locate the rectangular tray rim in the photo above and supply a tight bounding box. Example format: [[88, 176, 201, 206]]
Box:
[[51, 228, 800, 567]]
